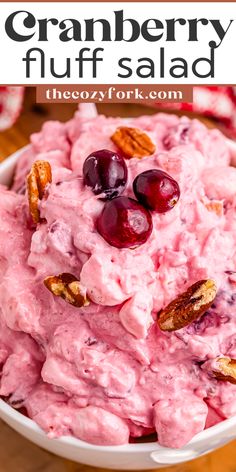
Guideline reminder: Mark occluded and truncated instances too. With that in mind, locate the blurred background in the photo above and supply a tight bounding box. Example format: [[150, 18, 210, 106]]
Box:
[[0, 85, 236, 162]]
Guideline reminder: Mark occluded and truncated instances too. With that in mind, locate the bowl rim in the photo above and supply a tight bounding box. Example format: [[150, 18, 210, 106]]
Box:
[[1, 396, 236, 453], [1, 140, 236, 454]]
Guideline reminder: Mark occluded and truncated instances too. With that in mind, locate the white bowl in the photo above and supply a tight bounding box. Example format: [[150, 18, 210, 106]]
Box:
[[1, 144, 236, 470]]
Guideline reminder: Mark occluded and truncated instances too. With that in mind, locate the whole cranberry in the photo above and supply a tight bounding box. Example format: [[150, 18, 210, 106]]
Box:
[[83, 149, 128, 200], [133, 169, 180, 213], [97, 196, 153, 248]]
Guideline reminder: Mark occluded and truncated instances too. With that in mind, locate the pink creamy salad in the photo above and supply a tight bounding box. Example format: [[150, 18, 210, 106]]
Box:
[[0, 104, 236, 448]]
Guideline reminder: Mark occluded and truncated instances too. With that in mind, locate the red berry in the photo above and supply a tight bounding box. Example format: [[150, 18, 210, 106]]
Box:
[[133, 169, 180, 213], [83, 149, 127, 200], [97, 196, 153, 249]]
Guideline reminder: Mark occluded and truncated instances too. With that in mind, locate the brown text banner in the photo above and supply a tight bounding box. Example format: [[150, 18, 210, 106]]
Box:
[[36, 84, 193, 104]]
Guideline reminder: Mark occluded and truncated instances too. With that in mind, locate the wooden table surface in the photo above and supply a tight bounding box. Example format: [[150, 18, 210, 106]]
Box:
[[0, 88, 235, 472]]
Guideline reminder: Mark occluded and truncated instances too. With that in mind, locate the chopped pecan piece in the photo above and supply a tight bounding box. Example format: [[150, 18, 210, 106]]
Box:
[[158, 279, 217, 332], [213, 357, 236, 384], [44, 273, 89, 307], [111, 127, 156, 159], [27, 160, 52, 223], [204, 201, 223, 217]]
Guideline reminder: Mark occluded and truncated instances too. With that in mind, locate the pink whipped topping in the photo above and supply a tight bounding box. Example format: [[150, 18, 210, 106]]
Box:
[[0, 104, 236, 448]]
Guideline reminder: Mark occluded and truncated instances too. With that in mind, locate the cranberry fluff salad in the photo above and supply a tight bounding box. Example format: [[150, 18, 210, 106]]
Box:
[[0, 104, 236, 449]]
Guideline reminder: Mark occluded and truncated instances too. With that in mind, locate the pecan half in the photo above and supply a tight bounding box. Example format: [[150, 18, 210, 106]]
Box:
[[158, 279, 217, 332], [44, 273, 89, 307], [213, 357, 236, 384], [111, 127, 156, 159], [27, 160, 52, 223]]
